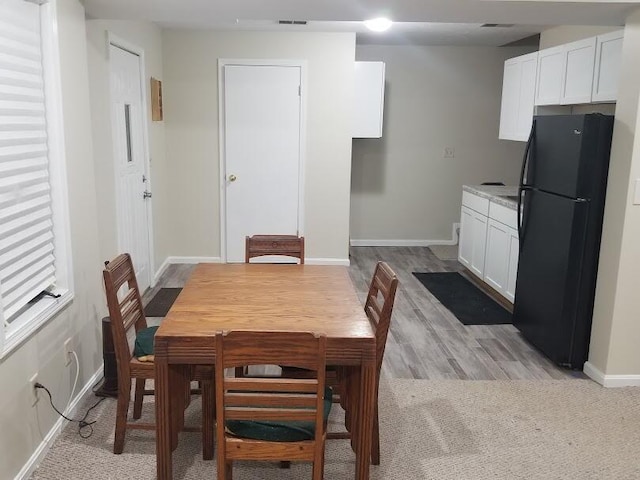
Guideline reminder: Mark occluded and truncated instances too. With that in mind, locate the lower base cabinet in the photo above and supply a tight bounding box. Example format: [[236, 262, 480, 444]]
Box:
[[459, 205, 488, 278], [484, 219, 519, 302]]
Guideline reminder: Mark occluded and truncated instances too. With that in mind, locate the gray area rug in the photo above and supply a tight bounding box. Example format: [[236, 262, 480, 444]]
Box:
[[428, 244, 459, 261], [31, 378, 640, 479]]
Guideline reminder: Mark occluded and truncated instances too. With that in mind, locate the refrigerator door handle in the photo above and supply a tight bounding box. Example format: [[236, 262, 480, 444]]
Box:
[[518, 120, 536, 243]]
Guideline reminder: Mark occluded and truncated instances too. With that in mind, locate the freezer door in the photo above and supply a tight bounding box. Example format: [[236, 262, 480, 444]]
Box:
[[513, 189, 590, 367], [528, 114, 613, 199]]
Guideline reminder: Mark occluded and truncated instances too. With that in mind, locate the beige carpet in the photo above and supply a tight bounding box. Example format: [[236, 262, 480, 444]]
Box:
[[30, 378, 640, 479], [428, 244, 459, 261]]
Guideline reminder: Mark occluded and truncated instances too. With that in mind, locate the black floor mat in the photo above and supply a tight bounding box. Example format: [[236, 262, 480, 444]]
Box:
[[144, 288, 182, 317], [412, 272, 511, 325]]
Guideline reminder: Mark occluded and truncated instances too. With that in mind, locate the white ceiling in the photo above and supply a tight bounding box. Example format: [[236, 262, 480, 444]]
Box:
[[83, 0, 638, 46]]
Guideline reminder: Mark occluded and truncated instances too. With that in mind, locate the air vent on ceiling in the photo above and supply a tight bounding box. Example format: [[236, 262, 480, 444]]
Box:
[[481, 23, 515, 28], [278, 20, 308, 25]]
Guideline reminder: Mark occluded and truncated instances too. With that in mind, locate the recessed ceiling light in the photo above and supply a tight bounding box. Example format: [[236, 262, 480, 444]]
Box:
[[364, 17, 392, 32]]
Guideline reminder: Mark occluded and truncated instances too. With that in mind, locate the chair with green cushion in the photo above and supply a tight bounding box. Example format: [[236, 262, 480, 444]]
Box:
[[103, 253, 215, 458], [214, 330, 329, 480]]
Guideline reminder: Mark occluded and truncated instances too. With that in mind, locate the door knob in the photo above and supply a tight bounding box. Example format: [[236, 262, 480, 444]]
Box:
[[143, 191, 152, 199], [228, 174, 237, 182]]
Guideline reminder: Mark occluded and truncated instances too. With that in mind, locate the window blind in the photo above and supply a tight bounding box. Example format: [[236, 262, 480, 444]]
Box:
[[0, 0, 56, 323]]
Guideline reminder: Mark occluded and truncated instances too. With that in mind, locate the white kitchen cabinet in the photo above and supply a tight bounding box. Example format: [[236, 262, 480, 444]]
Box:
[[459, 206, 488, 278], [535, 45, 565, 106], [561, 37, 597, 104], [499, 52, 537, 141], [353, 61, 385, 138], [484, 219, 511, 294], [484, 219, 520, 301], [592, 30, 624, 103], [504, 228, 520, 302], [459, 192, 489, 279]]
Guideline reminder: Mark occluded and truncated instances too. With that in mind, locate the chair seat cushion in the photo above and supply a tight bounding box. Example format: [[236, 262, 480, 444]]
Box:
[[226, 387, 332, 442], [133, 326, 159, 357]]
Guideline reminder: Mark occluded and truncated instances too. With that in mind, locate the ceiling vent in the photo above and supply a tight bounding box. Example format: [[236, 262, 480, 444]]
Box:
[[481, 23, 515, 28], [278, 20, 308, 25]]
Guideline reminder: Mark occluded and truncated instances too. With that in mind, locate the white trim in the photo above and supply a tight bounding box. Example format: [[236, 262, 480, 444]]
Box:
[[107, 33, 156, 289], [217, 59, 307, 263], [583, 361, 640, 388], [165, 256, 222, 265], [14, 365, 104, 480], [305, 258, 350, 266], [350, 239, 458, 247], [152, 257, 172, 285], [1, 291, 73, 360]]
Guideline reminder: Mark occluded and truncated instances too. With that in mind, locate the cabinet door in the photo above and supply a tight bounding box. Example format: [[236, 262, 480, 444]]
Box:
[[469, 210, 488, 278], [353, 61, 385, 138], [561, 37, 596, 105], [499, 58, 521, 140], [458, 206, 474, 270], [504, 227, 520, 303], [535, 45, 565, 106], [484, 219, 510, 294], [515, 52, 538, 141], [592, 30, 624, 103]]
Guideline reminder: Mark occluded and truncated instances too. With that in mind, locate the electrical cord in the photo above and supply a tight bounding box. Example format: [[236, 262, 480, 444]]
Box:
[[35, 382, 105, 438]]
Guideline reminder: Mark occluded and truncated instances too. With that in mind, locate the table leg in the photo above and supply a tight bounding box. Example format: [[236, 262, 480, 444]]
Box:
[[156, 358, 172, 480], [356, 362, 375, 480]]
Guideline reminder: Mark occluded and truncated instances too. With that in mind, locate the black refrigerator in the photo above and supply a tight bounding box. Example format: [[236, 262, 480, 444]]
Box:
[[513, 113, 614, 369]]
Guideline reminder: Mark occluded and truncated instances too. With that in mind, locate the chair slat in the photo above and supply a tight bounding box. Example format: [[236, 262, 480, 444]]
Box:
[[225, 392, 318, 408], [225, 437, 316, 461], [225, 407, 317, 422], [224, 377, 317, 392]]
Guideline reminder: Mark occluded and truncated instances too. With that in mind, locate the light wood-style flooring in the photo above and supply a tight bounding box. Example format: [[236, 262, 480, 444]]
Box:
[[145, 246, 585, 381]]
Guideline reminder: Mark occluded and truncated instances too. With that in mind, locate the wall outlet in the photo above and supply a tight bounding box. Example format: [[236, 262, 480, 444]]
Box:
[[64, 338, 73, 366], [443, 147, 455, 158], [29, 373, 39, 406]]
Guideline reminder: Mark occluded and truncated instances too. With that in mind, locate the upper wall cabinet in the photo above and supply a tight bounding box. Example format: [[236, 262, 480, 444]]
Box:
[[592, 30, 624, 103], [561, 37, 597, 104], [535, 38, 596, 106], [499, 52, 538, 141], [353, 61, 385, 138], [535, 45, 565, 105]]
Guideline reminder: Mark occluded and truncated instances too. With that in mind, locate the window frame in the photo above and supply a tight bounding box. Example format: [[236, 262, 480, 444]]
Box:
[[0, 0, 74, 358]]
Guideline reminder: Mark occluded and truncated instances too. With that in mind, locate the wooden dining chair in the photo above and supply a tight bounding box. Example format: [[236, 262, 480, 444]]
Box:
[[215, 331, 330, 480], [236, 234, 305, 378], [283, 261, 398, 465], [356, 261, 398, 465], [103, 253, 214, 458], [245, 234, 305, 264]]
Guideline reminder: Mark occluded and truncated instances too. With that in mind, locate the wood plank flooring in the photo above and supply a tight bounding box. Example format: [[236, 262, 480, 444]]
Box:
[[145, 247, 585, 381]]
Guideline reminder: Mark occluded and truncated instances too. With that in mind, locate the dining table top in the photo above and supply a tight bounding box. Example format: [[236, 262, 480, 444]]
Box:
[[156, 263, 373, 341]]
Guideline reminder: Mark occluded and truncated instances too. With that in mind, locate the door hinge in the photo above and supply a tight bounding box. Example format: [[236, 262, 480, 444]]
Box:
[[298, 85, 301, 96]]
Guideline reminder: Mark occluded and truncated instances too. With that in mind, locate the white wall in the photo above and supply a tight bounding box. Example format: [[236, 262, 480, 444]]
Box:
[[539, 25, 619, 49], [161, 31, 355, 264], [85, 20, 167, 272], [350, 45, 532, 245], [0, 1, 105, 478], [586, 9, 640, 381]]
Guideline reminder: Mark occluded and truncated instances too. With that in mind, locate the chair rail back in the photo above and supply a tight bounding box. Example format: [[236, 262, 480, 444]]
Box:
[[245, 235, 305, 264]]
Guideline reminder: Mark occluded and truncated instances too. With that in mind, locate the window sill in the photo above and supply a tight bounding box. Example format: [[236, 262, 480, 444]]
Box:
[[1, 289, 74, 360]]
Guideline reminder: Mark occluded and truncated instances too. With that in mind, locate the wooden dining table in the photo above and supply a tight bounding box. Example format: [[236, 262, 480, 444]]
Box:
[[154, 263, 376, 480]]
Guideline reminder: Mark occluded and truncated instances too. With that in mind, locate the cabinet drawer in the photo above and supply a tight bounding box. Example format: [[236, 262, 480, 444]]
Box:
[[462, 191, 489, 216], [489, 201, 517, 229]]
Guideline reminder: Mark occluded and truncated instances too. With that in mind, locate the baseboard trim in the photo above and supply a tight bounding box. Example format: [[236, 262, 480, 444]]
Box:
[[350, 239, 457, 247], [583, 361, 640, 387], [155, 256, 348, 268], [305, 258, 350, 266], [15, 365, 104, 480]]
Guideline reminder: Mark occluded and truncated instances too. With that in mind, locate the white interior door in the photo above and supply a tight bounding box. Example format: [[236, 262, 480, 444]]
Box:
[[110, 44, 152, 290], [223, 64, 302, 263]]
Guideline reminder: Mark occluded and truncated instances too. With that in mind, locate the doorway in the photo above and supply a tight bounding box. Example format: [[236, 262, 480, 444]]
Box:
[[109, 40, 153, 290], [219, 61, 306, 263]]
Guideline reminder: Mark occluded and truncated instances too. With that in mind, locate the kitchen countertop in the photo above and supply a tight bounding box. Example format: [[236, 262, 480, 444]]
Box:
[[463, 185, 519, 210]]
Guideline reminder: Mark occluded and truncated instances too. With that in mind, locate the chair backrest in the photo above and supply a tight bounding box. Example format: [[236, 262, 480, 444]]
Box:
[[364, 261, 399, 374], [215, 330, 326, 461], [103, 253, 147, 370], [245, 234, 305, 264]]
